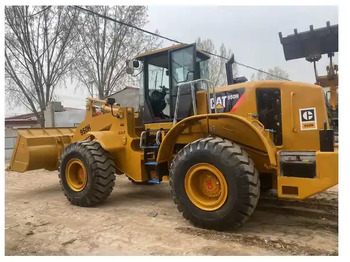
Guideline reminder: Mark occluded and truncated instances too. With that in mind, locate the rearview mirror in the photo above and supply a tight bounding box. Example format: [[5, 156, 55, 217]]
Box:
[[126, 60, 140, 75], [106, 98, 115, 105]]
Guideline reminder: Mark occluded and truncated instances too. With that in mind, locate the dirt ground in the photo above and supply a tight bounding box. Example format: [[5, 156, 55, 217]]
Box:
[[5, 169, 338, 256]]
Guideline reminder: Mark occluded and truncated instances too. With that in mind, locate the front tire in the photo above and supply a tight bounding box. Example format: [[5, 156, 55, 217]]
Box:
[[170, 137, 260, 230], [58, 140, 116, 207]]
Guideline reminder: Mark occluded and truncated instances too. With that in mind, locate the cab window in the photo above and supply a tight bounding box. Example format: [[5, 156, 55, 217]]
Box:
[[256, 89, 283, 146], [147, 63, 170, 118]]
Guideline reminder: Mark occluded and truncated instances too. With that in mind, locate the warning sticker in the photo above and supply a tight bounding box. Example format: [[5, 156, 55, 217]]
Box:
[[299, 108, 317, 130]]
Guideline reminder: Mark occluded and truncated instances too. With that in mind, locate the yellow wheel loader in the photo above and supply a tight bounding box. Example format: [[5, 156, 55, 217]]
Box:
[[9, 43, 338, 230]]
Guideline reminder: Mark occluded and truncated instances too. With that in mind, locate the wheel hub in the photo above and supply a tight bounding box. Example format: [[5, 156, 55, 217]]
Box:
[[65, 159, 87, 191], [199, 173, 221, 198], [185, 163, 228, 211]]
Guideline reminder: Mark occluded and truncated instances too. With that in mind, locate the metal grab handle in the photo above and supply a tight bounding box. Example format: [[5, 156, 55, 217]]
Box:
[[139, 131, 146, 149], [173, 79, 215, 125], [173, 83, 182, 125], [156, 130, 162, 145], [290, 92, 296, 133], [205, 81, 217, 114], [190, 83, 197, 115]]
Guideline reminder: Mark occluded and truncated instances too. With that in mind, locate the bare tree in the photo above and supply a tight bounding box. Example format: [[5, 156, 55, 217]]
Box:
[[73, 6, 161, 99], [5, 6, 80, 126], [196, 38, 238, 87], [251, 66, 289, 81]]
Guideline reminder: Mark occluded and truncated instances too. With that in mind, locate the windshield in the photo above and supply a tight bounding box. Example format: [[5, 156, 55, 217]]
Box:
[[148, 64, 169, 91], [148, 63, 170, 117], [170, 47, 195, 84]]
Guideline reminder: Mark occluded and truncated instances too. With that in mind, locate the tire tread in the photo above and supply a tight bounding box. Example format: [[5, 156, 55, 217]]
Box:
[[170, 136, 260, 230], [58, 140, 116, 207]]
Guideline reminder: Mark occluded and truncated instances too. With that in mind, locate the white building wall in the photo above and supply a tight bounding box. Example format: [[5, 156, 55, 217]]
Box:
[[54, 110, 86, 127]]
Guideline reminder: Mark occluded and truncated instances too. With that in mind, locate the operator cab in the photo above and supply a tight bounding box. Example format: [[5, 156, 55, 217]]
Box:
[[130, 44, 210, 123]]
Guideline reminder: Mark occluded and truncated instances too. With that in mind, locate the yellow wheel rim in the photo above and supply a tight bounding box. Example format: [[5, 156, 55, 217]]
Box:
[[185, 163, 228, 211], [65, 159, 87, 192]]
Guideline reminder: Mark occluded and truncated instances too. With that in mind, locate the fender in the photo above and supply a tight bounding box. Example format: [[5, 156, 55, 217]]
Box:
[[85, 131, 125, 175], [157, 113, 277, 167], [85, 131, 124, 153]]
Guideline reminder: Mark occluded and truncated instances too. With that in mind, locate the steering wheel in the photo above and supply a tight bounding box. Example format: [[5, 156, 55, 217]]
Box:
[[150, 89, 165, 102], [149, 87, 167, 117]]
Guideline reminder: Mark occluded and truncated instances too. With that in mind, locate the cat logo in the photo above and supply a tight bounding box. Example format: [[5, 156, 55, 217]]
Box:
[[299, 108, 317, 130], [210, 96, 227, 110], [216, 103, 224, 109], [211, 97, 226, 112], [209, 89, 244, 113], [210, 94, 239, 111]]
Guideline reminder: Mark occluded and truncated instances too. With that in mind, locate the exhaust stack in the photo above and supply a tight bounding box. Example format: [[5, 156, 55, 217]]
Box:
[[225, 54, 235, 85]]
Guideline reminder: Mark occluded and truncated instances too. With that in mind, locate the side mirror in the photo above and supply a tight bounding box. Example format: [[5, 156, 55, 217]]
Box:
[[126, 60, 140, 75], [107, 98, 115, 106]]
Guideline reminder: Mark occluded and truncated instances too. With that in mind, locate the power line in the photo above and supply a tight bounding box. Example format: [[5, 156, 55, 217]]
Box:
[[28, 6, 52, 17], [234, 61, 290, 81], [71, 5, 290, 81], [72, 6, 183, 44], [199, 51, 291, 81]]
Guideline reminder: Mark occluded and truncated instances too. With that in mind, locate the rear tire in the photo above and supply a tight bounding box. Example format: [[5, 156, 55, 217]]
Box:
[[170, 137, 260, 230], [59, 140, 116, 207]]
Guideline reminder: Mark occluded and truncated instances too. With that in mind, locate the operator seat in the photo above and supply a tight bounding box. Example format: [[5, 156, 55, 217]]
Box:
[[149, 88, 169, 119]]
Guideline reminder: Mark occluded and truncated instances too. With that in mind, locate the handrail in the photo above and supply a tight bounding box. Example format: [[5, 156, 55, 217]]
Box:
[[173, 79, 215, 125], [139, 131, 146, 149], [156, 130, 162, 145], [291, 92, 296, 133]]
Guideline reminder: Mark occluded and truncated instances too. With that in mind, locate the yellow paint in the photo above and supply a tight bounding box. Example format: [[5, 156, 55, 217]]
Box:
[[302, 122, 316, 130], [9, 128, 75, 172], [65, 159, 87, 191], [184, 163, 228, 211], [135, 43, 210, 60], [202, 80, 330, 151], [74, 100, 146, 182], [145, 122, 173, 132], [330, 86, 338, 111], [135, 44, 187, 59], [157, 113, 277, 168], [277, 150, 338, 199]]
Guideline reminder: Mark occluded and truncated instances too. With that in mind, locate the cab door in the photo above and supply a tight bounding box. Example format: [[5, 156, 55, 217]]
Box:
[[168, 44, 197, 120]]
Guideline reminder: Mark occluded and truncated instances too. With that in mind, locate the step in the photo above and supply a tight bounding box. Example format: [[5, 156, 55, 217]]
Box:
[[145, 161, 158, 166], [148, 179, 160, 184], [144, 145, 159, 149]]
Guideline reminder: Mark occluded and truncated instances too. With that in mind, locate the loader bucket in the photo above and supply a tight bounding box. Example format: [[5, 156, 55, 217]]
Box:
[[279, 22, 338, 61], [9, 128, 75, 173]]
